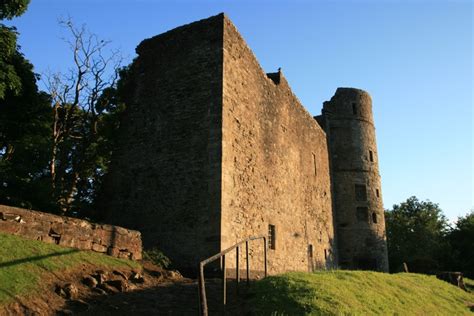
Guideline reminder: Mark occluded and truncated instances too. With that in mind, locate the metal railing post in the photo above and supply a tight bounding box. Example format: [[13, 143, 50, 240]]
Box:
[[222, 254, 227, 311], [198, 235, 268, 315], [198, 262, 208, 316]]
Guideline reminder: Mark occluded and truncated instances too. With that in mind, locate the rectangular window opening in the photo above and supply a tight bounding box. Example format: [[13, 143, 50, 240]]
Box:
[[352, 102, 357, 115], [355, 184, 367, 202], [369, 150, 374, 162], [356, 207, 369, 222], [324, 249, 328, 260], [372, 212, 378, 224], [376, 189, 380, 198], [268, 224, 276, 250], [308, 244, 313, 258], [312, 153, 317, 176]]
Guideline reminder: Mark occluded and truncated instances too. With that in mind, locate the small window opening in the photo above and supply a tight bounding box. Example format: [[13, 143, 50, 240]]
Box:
[[356, 207, 369, 222], [308, 244, 313, 258], [312, 153, 317, 176], [352, 102, 357, 115], [268, 224, 276, 250], [355, 184, 367, 201], [372, 212, 378, 223], [376, 189, 380, 198], [324, 249, 328, 260], [369, 150, 374, 162]]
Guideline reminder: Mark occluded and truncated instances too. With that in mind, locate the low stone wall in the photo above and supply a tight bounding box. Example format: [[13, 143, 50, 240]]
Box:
[[0, 205, 142, 260]]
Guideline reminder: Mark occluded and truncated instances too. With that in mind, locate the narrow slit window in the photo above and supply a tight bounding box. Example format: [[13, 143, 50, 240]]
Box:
[[268, 224, 276, 250], [312, 153, 317, 176], [369, 150, 374, 162], [376, 189, 380, 198], [308, 244, 313, 258], [355, 184, 367, 201], [352, 102, 357, 115], [324, 249, 328, 260], [372, 212, 378, 223], [356, 207, 369, 222]]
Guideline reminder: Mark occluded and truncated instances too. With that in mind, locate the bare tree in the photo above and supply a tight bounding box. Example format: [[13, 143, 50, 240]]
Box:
[[45, 18, 122, 214]]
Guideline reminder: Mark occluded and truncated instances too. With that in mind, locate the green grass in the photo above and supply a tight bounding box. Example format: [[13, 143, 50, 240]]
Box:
[[250, 271, 474, 315], [0, 232, 140, 305]]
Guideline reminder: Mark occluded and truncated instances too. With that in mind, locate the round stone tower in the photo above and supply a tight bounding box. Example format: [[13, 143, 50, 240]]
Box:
[[320, 87, 389, 272]]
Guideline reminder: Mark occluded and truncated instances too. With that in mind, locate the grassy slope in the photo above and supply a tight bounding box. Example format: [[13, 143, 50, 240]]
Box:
[[250, 271, 474, 315], [0, 232, 140, 305]]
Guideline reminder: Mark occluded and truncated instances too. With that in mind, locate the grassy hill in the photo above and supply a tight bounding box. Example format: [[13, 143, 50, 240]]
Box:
[[0, 232, 140, 306], [250, 270, 474, 315]]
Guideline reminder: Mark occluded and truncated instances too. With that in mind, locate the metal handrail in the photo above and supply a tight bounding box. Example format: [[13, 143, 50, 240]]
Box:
[[198, 235, 268, 315]]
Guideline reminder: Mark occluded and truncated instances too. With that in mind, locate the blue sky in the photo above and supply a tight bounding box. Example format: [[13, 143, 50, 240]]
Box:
[[8, 0, 473, 221]]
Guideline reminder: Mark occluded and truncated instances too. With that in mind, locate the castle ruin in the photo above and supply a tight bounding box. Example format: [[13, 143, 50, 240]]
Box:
[[98, 13, 389, 274]]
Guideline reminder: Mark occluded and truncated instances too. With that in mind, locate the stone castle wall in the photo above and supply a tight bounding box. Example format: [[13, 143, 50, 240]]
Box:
[[97, 15, 224, 270], [221, 16, 336, 274], [317, 88, 389, 271], [0, 205, 142, 260], [95, 13, 389, 274]]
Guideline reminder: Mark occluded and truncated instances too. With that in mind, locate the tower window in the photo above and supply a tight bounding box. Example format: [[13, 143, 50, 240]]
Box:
[[324, 249, 328, 260], [308, 244, 313, 258], [268, 224, 276, 250], [376, 189, 380, 198], [369, 150, 374, 162], [355, 184, 367, 201], [312, 153, 317, 176], [372, 212, 378, 223], [356, 207, 369, 222], [352, 102, 357, 115]]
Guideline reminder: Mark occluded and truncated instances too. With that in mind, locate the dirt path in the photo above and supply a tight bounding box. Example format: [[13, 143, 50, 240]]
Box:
[[1, 262, 250, 315], [79, 278, 249, 315]]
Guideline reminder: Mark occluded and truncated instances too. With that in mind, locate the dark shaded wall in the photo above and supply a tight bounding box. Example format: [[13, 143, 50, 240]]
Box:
[[317, 88, 389, 272], [97, 15, 224, 270], [221, 16, 336, 274]]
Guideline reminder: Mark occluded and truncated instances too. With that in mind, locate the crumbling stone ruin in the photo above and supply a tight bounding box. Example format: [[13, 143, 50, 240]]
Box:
[[97, 13, 389, 273], [0, 205, 142, 260]]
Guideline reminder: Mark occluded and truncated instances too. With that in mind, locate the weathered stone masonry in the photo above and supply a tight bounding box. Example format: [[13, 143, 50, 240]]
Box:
[[221, 18, 335, 274], [98, 13, 389, 274], [0, 205, 142, 260], [316, 88, 389, 271]]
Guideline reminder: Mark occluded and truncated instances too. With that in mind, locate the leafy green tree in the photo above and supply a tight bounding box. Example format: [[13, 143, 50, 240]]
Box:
[[0, 0, 30, 19], [385, 196, 451, 273], [0, 0, 30, 99], [0, 0, 54, 210], [448, 211, 474, 277]]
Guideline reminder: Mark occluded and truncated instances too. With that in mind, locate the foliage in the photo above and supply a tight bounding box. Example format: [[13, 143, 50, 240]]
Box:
[[0, 0, 54, 211], [0, 6, 127, 218], [448, 211, 474, 278], [44, 19, 125, 217], [0, 52, 53, 210], [0, 0, 30, 20], [385, 196, 451, 274], [249, 271, 474, 315], [143, 248, 171, 269], [0, 0, 30, 99], [0, 232, 140, 305]]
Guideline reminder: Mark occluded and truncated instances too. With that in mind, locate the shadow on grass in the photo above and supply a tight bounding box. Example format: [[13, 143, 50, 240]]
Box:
[[0, 249, 79, 269]]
